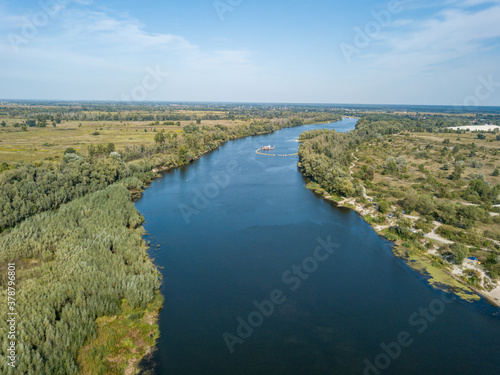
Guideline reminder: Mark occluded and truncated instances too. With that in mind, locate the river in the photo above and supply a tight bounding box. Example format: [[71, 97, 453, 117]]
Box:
[[135, 118, 500, 375]]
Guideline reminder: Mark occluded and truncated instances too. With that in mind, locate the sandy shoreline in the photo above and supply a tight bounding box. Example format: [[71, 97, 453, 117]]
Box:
[[309, 183, 500, 308]]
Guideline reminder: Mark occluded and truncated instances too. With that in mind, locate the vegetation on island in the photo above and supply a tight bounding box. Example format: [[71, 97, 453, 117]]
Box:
[[299, 113, 500, 303]]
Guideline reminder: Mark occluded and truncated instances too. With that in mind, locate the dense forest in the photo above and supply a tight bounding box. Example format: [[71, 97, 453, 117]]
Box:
[[0, 185, 161, 374]]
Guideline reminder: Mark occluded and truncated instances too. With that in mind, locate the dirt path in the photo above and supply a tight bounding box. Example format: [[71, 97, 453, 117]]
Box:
[[424, 221, 454, 244], [349, 150, 357, 176], [348, 149, 500, 305], [350, 149, 371, 201]]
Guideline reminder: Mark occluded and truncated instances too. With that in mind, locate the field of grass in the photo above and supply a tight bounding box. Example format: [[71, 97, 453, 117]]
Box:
[[354, 131, 500, 188], [0, 117, 249, 163], [354, 130, 500, 239]]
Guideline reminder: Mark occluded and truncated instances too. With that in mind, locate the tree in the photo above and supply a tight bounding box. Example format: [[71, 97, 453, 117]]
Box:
[[26, 119, 36, 127], [64, 148, 76, 155], [363, 168, 375, 181], [402, 189, 419, 213], [450, 165, 463, 180], [106, 143, 115, 153], [154, 130, 166, 145], [396, 217, 413, 236], [335, 178, 355, 197], [477, 133, 486, 140], [452, 243, 469, 265], [87, 144, 96, 157], [378, 200, 390, 214], [183, 123, 200, 134], [493, 168, 499, 177], [416, 194, 435, 215], [0, 121, 6, 127]]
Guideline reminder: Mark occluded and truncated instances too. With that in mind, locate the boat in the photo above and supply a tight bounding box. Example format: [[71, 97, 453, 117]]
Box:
[[260, 145, 275, 151]]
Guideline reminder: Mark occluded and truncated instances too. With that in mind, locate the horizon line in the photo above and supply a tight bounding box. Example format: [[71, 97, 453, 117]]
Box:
[[1, 98, 500, 110]]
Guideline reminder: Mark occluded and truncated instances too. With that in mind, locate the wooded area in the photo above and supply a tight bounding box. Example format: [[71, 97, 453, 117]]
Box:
[[0, 185, 160, 374]]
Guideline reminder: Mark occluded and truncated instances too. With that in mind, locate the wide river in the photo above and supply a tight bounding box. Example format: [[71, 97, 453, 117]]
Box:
[[136, 118, 500, 375]]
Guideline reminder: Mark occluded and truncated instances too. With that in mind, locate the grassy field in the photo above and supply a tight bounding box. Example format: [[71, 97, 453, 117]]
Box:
[[0, 117, 249, 163], [355, 130, 500, 188]]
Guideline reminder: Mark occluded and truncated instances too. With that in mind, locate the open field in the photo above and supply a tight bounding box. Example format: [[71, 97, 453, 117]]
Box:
[[0, 118, 250, 163]]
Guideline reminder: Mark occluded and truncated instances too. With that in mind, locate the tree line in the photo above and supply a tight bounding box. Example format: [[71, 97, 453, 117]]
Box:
[[0, 116, 341, 231]]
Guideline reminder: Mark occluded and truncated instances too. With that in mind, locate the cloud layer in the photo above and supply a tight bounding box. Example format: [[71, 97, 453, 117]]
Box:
[[0, 0, 499, 104]]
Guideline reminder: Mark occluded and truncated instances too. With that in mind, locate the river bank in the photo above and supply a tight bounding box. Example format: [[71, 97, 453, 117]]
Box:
[[305, 180, 500, 307], [298, 120, 500, 308]]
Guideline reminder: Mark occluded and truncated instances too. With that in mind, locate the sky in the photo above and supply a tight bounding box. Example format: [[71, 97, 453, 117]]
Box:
[[0, 0, 499, 105]]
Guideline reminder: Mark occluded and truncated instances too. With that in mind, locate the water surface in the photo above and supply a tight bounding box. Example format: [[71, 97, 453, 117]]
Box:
[[136, 118, 500, 375]]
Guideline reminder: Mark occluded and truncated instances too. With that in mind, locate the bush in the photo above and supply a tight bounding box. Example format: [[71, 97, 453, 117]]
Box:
[[378, 200, 390, 214], [373, 215, 387, 224], [0, 162, 10, 173], [437, 225, 482, 247], [452, 243, 469, 265], [415, 218, 433, 234], [485, 253, 499, 265], [385, 233, 398, 241]]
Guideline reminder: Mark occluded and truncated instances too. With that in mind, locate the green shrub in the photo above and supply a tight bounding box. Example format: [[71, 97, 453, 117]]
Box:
[[378, 200, 390, 214], [452, 243, 469, 265]]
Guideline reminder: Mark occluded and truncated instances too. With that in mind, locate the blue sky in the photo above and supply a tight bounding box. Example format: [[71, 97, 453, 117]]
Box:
[[0, 0, 499, 105]]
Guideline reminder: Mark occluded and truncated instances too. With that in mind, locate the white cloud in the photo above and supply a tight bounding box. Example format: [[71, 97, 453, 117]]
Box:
[[0, 2, 260, 100], [359, 1, 500, 79], [55, 9, 196, 53]]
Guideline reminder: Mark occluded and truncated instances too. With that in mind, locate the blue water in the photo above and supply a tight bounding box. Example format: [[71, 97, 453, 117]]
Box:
[[136, 118, 500, 375]]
